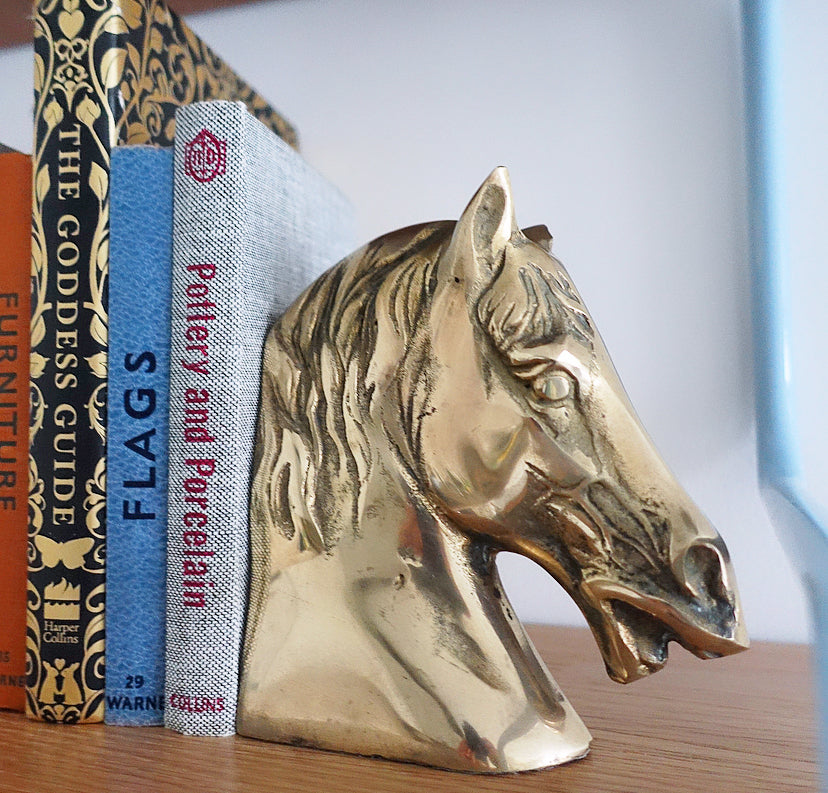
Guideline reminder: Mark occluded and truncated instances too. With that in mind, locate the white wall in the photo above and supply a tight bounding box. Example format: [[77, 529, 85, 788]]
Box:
[[0, 0, 816, 643]]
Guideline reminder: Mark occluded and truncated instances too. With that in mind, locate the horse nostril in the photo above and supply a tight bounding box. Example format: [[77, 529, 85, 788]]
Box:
[[675, 540, 731, 604], [671, 537, 748, 652]]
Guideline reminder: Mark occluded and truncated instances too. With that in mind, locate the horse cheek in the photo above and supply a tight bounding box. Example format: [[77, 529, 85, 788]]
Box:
[[423, 407, 529, 522], [472, 419, 532, 514]]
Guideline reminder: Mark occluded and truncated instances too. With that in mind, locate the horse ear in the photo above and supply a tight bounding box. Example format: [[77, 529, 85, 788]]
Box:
[[446, 167, 518, 283], [523, 224, 553, 252]]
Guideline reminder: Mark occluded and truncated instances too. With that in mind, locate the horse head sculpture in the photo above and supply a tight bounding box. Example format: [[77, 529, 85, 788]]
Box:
[[238, 168, 748, 772]]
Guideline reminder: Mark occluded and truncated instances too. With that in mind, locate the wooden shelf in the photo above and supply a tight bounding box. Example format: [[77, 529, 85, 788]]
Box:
[[0, 0, 266, 49], [0, 625, 816, 792]]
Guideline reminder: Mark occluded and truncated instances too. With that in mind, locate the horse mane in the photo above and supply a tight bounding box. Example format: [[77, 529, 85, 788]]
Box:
[[477, 242, 595, 363], [246, 222, 453, 626]]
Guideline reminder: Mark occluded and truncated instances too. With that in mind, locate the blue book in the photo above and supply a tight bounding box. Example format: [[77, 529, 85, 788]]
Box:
[[105, 146, 173, 725]]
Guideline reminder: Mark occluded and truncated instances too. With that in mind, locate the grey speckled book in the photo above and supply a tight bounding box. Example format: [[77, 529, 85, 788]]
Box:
[[165, 101, 355, 736]]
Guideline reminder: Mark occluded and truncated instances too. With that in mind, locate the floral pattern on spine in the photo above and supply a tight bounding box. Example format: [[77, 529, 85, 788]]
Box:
[[28, 0, 297, 722]]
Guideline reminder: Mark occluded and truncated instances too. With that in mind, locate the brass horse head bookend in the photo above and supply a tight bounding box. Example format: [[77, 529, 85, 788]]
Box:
[[238, 168, 748, 773]]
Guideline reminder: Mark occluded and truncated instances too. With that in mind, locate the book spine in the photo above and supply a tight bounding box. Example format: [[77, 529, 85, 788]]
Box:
[[105, 146, 173, 725], [28, 2, 119, 723], [164, 101, 355, 736], [165, 103, 250, 735], [28, 0, 296, 724], [0, 152, 32, 712]]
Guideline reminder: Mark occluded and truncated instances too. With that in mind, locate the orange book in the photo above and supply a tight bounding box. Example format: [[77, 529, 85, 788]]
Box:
[[0, 146, 31, 711]]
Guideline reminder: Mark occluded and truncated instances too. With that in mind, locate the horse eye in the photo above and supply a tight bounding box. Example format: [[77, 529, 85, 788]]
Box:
[[534, 372, 571, 402]]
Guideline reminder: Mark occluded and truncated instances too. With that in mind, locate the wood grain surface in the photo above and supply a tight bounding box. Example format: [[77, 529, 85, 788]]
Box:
[[0, 626, 816, 792]]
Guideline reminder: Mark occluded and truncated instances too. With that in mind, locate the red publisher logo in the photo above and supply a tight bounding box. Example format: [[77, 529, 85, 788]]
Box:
[[184, 129, 227, 183]]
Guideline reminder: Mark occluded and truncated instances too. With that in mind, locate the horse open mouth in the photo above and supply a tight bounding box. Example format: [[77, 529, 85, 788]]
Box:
[[588, 579, 746, 683], [606, 599, 674, 681]]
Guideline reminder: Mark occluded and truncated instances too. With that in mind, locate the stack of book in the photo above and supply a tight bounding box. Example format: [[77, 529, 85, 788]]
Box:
[[1, 0, 355, 736]]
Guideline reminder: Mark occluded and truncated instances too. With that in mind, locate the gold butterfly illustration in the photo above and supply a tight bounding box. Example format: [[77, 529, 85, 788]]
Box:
[[34, 536, 94, 569]]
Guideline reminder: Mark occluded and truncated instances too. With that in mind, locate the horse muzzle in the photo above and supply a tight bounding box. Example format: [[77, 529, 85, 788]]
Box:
[[585, 538, 749, 683]]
